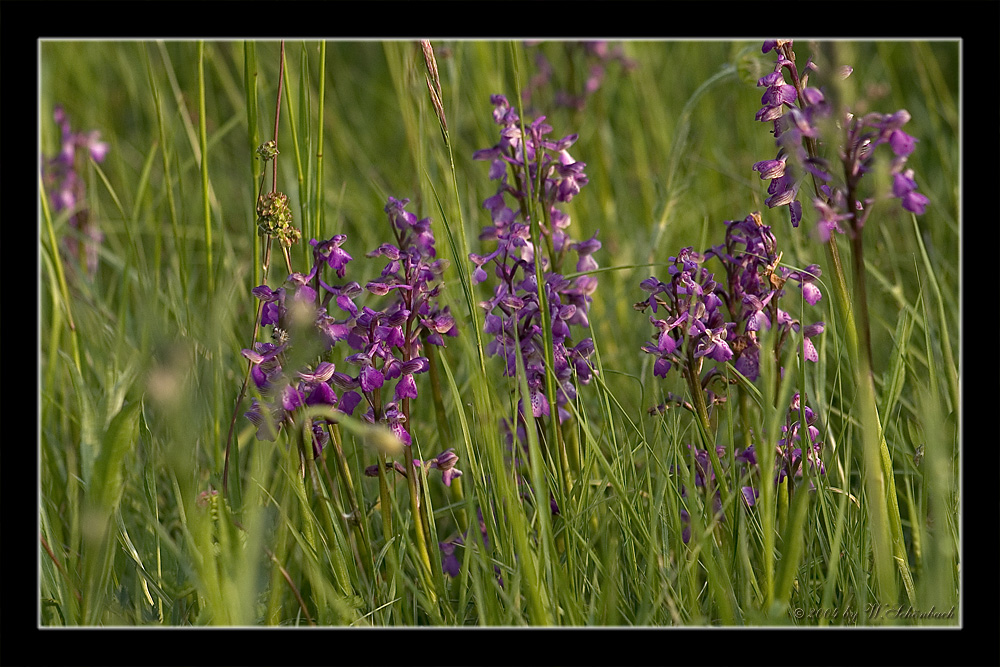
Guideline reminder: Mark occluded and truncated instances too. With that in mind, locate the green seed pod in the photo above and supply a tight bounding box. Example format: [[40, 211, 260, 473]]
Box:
[[256, 191, 294, 239], [256, 140, 279, 162]]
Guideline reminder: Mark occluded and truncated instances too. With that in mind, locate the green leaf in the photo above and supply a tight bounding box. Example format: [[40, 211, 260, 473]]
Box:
[[879, 307, 912, 412], [89, 400, 141, 513], [60, 349, 100, 484]]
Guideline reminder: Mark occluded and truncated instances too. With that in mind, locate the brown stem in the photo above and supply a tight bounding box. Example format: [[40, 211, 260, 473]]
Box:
[[223, 42, 286, 498], [223, 237, 274, 497], [40, 534, 83, 603], [264, 545, 316, 626]]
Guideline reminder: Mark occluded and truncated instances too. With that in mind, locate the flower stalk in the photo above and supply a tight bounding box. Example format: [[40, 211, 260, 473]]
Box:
[[753, 39, 922, 604], [470, 82, 598, 506], [223, 42, 288, 502]]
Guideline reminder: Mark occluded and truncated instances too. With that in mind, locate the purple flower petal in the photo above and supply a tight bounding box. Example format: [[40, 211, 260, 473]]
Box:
[[360, 365, 384, 392], [901, 190, 930, 215], [282, 384, 305, 411], [307, 381, 338, 406], [888, 129, 916, 157], [299, 361, 336, 383], [337, 391, 362, 416], [395, 373, 418, 401], [401, 357, 430, 375]]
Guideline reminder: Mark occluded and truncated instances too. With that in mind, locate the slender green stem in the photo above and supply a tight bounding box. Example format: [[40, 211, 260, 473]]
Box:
[[841, 190, 912, 606], [396, 267, 437, 602], [280, 43, 309, 267], [848, 235, 874, 369], [402, 403, 435, 581], [244, 41, 261, 286], [145, 44, 189, 323], [314, 41, 326, 241], [40, 177, 82, 374], [509, 41, 571, 498], [422, 335, 453, 443], [223, 41, 286, 498], [302, 424, 353, 597], [418, 42, 487, 386], [325, 423, 375, 581], [197, 42, 213, 296], [685, 350, 731, 531], [374, 450, 397, 591], [264, 546, 316, 626]]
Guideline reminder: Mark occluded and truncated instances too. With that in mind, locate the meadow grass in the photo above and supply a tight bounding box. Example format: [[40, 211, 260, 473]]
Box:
[[39, 39, 959, 630]]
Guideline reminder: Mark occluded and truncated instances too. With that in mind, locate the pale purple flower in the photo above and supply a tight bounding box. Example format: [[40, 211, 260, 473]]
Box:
[[812, 197, 851, 243], [440, 541, 461, 578], [799, 322, 825, 363], [423, 448, 463, 486], [311, 236, 353, 278], [523, 41, 635, 112], [755, 40, 930, 239], [43, 105, 109, 277], [889, 129, 917, 157], [572, 233, 602, 273], [638, 247, 732, 383], [786, 264, 823, 306], [472, 95, 598, 435], [892, 169, 930, 215]]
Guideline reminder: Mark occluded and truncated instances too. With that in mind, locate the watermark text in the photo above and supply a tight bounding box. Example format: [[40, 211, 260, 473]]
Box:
[[789, 603, 955, 624]]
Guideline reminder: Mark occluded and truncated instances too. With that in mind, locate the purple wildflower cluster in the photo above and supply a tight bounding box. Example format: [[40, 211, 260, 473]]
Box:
[[470, 94, 599, 425], [639, 210, 826, 539], [636, 248, 734, 413], [42, 105, 110, 277], [775, 392, 825, 483], [242, 196, 458, 472], [736, 392, 825, 508], [676, 391, 824, 544], [752, 39, 929, 238], [441, 94, 599, 579], [704, 212, 825, 382], [638, 212, 824, 394], [525, 41, 636, 112]]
